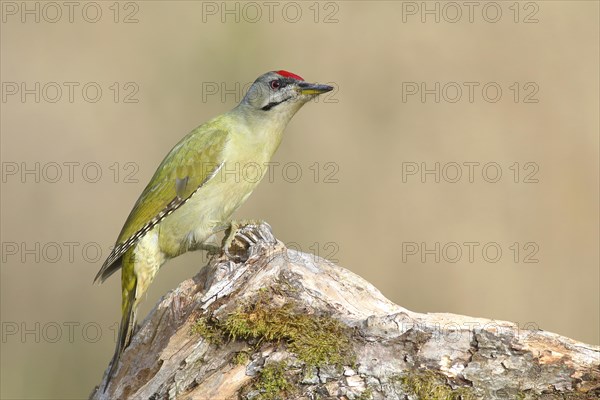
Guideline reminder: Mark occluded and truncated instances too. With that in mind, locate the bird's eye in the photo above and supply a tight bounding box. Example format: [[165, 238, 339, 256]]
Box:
[[270, 80, 281, 90]]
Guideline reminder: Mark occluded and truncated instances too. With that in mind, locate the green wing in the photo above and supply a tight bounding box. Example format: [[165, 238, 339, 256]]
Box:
[[94, 125, 228, 283]]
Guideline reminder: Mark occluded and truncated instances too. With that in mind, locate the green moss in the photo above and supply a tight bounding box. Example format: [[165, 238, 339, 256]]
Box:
[[233, 351, 250, 365], [254, 361, 293, 400], [189, 316, 223, 345], [221, 294, 353, 368], [193, 290, 355, 399], [396, 370, 475, 400], [356, 387, 374, 400]]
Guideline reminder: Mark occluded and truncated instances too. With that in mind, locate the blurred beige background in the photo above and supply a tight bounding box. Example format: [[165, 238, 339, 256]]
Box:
[[1, 1, 598, 398]]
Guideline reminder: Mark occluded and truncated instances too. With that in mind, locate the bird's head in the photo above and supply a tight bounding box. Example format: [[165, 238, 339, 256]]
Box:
[[240, 70, 333, 118]]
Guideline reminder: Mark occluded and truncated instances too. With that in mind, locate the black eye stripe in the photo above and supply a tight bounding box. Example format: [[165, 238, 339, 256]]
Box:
[[261, 95, 293, 111]]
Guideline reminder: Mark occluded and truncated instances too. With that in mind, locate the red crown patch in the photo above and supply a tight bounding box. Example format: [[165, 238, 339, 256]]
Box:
[[276, 70, 304, 81]]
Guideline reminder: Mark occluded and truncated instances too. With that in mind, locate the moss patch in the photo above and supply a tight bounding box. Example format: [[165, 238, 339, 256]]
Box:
[[221, 293, 353, 368], [189, 316, 223, 345], [253, 361, 293, 400], [397, 370, 475, 400], [191, 289, 355, 399], [233, 351, 250, 366]]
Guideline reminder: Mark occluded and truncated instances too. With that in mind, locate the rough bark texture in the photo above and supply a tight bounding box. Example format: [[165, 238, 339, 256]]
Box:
[[90, 228, 600, 400]]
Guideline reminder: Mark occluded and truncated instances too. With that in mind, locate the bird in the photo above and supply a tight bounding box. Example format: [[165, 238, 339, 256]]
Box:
[[93, 70, 333, 390]]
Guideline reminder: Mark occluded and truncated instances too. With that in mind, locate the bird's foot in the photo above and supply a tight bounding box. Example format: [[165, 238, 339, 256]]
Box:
[[187, 234, 222, 255], [222, 220, 276, 261]]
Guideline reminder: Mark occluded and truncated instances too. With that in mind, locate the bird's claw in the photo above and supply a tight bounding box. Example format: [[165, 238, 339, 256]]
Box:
[[223, 220, 276, 261]]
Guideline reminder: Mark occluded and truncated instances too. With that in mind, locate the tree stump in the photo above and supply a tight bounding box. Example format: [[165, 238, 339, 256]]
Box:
[[90, 225, 599, 400]]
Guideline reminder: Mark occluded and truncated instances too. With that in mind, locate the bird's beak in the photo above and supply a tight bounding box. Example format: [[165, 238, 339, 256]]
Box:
[[298, 82, 334, 96]]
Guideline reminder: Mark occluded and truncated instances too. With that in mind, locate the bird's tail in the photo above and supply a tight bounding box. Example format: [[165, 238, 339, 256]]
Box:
[[103, 276, 137, 393]]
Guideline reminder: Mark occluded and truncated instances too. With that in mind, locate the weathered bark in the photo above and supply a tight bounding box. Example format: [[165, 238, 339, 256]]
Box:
[[90, 226, 599, 400]]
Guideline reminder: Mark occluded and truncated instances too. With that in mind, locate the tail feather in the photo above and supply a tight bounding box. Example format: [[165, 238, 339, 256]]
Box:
[[93, 256, 123, 285], [103, 280, 137, 393]]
